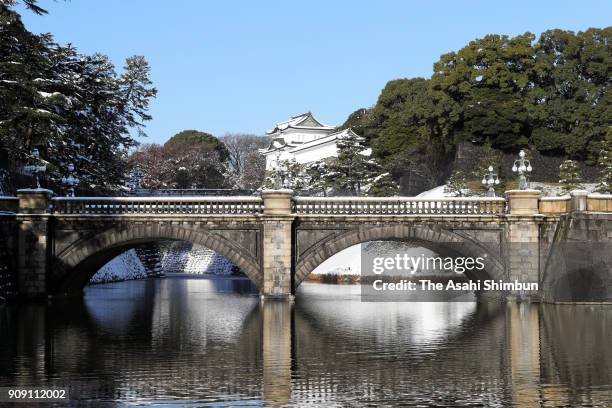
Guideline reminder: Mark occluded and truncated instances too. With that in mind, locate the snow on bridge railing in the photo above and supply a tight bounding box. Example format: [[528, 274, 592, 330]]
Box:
[[293, 196, 507, 215], [52, 196, 264, 215]]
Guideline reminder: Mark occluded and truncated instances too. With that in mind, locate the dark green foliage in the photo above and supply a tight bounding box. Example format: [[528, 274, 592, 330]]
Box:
[[432, 33, 535, 149], [529, 28, 611, 163], [444, 170, 469, 197], [165, 130, 229, 161], [130, 130, 230, 190], [596, 132, 612, 193], [0, 4, 156, 192], [353, 27, 611, 190], [324, 131, 376, 195], [558, 160, 583, 195], [2, 0, 49, 15]]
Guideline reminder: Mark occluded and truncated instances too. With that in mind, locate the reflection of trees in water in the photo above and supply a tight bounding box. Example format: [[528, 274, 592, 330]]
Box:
[[1, 281, 264, 403], [539, 305, 612, 406], [2, 284, 612, 406]]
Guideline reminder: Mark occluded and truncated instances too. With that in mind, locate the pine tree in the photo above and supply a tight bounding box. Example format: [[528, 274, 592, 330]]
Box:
[[558, 160, 583, 195], [324, 131, 376, 195], [0, 4, 157, 192], [367, 173, 399, 196], [596, 139, 612, 194], [444, 170, 468, 197]]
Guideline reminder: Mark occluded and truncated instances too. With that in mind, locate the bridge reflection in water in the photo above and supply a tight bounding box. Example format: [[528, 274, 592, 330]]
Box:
[[1, 279, 612, 406]]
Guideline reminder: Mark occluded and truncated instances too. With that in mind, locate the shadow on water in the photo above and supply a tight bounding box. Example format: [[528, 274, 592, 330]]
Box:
[[0, 279, 611, 406]]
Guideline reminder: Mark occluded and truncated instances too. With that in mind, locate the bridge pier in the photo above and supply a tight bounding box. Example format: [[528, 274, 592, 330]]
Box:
[[261, 190, 295, 300], [16, 189, 53, 299], [506, 190, 542, 302]]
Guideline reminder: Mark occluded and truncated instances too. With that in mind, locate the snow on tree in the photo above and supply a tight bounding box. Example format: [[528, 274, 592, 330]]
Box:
[[596, 138, 612, 194], [0, 4, 157, 192], [444, 170, 469, 197], [219, 133, 267, 189], [262, 131, 398, 196], [324, 131, 373, 195], [558, 159, 583, 195], [366, 172, 399, 196]]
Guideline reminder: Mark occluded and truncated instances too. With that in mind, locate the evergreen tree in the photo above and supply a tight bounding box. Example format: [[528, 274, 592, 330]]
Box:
[[0, 4, 157, 192], [444, 170, 469, 197], [130, 130, 230, 190], [324, 131, 376, 195], [558, 160, 583, 195], [530, 28, 611, 163], [596, 138, 612, 194], [431, 33, 535, 150], [367, 173, 399, 196], [355, 27, 611, 194], [2, 0, 49, 15]]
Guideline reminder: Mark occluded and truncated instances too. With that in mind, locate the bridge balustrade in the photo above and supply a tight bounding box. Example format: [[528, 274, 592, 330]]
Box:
[[52, 196, 264, 215], [293, 197, 507, 216]]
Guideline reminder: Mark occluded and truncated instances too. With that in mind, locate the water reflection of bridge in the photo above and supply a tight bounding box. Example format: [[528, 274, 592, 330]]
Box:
[[2, 281, 611, 406]]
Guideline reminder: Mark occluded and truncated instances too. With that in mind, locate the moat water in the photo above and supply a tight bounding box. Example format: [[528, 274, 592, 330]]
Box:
[[1, 277, 612, 407]]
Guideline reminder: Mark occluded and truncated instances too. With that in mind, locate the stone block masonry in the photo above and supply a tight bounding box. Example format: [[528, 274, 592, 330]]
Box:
[[2, 188, 612, 302]]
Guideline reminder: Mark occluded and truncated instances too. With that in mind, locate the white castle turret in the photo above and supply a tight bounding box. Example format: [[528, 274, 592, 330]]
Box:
[[258, 111, 362, 170]]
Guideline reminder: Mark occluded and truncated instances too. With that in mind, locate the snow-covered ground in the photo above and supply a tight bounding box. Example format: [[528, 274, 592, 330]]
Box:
[[89, 243, 237, 284], [416, 185, 448, 198], [417, 182, 602, 198], [530, 182, 600, 197], [90, 249, 148, 283], [158, 242, 235, 275], [311, 241, 439, 276]]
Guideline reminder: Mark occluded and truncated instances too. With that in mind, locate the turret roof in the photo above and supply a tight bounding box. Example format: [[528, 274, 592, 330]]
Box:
[[266, 111, 335, 135]]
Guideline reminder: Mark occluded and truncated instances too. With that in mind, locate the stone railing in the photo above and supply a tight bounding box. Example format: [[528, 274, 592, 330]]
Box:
[[587, 194, 612, 212], [539, 196, 571, 215], [0, 197, 18, 213], [293, 196, 507, 215], [52, 196, 264, 215]]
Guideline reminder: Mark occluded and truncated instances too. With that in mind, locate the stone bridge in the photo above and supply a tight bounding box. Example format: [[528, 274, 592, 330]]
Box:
[[1, 189, 611, 302]]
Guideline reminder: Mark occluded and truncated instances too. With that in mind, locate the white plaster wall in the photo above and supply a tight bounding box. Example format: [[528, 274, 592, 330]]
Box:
[[293, 142, 338, 164]]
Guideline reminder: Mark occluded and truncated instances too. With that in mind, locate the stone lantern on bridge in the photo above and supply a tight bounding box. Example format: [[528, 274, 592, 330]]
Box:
[[61, 163, 79, 197], [23, 148, 47, 189]]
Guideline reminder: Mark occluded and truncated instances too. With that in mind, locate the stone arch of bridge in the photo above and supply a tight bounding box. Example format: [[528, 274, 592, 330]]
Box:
[[294, 224, 505, 289], [51, 224, 262, 295]]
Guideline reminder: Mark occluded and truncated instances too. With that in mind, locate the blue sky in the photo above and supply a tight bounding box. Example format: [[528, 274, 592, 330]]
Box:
[[19, 0, 611, 144]]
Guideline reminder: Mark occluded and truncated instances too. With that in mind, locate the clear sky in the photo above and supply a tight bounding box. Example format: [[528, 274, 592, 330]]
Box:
[[18, 0, 612, 144]]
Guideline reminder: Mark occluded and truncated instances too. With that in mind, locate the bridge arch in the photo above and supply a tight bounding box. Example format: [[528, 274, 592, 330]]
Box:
[[294, 224, 505, 289], [51, 224, 262, 295]]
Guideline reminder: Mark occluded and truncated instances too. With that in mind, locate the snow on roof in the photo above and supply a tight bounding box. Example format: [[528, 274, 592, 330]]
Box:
[[266, 112, 335, 135], [288, 128, 359, 154]]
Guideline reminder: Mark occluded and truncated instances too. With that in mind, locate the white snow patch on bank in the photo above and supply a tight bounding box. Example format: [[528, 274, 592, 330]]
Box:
[[416, 185, 449, 198], [90, 249, 147, 283]]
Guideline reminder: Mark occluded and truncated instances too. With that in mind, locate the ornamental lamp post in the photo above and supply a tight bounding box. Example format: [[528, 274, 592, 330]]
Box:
[[481, 165, 500, 197], [128, 165, 144, 192], [23, 148, 47, 189], [61, 163, 79, 197], [512, 150, 532, 190]]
